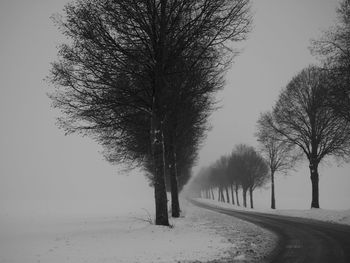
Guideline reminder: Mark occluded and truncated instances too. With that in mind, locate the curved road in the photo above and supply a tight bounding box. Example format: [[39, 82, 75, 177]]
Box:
[[191, 199, 350, 263]]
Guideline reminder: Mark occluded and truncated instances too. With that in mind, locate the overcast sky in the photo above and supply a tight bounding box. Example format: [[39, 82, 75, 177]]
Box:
[[0, 0, 349, 218]]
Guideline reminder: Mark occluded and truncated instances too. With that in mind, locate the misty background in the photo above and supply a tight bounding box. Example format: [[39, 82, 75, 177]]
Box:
[[1, 0, 349, 219]]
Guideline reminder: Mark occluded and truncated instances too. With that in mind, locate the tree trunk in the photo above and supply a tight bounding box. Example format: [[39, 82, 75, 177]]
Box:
[[151, 109, 169, 226], [211, 188, 215, 200], [225, 186, 230, 203], [218, 188, 221, 201], [220, 187, 225, 202], [235, 185, 240, 206], [168, 143, 180, 217], [151, 0, 170, 226], [271, 171, 276, 209], [231, 185, 235, 205], [169, 168, 180, 217], [309, 161, 320, 208], [242, 188, 247, 208], [249, 187, 254, 209]]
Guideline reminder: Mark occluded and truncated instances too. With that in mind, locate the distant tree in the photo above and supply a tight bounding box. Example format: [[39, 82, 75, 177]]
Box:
[[212, 156, 231, 203], [310, 0, 350, 121], [192, 166, 215, 199], [188, 145, 268, 209], [267, 66, 350, 208], [246, 151, 269, 209], [256, 112, 300, 209], [227, 153, 242, 206], [231, 144, 268, 208]]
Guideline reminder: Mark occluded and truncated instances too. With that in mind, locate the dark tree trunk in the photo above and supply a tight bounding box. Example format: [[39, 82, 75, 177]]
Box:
[[271, 171, 276, 209], [152, 0, 169, 225], [211, 188, 215, 200], [309, 161, 320, 208], [220, 187, 225, 202], [218, 188, 221, 201], [231, 185, 235, 205], [151, 109, 169, 226], [235, 184, 240, 206], [168, 143, 180, 217], [242, 188, 247, 208], [225, 186, 230, 203], [249, 187, 254, 209]]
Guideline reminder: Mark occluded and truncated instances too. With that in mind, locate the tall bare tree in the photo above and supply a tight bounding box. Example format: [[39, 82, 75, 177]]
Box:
[[267, 66, 350, 208], [256, 112, 300, 209], [48, 0, 251, 225]]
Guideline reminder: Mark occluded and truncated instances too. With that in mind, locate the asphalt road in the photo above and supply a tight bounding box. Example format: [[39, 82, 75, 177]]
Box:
[[191, 199, 350, 263]]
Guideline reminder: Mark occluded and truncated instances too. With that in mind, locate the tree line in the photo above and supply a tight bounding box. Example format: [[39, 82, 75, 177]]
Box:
[[190, 0, 350, 210], [48, 0, 252, 225], [190, 144, 269, 209], [258, 0, 350, 209], [48, 0, 349, 221]]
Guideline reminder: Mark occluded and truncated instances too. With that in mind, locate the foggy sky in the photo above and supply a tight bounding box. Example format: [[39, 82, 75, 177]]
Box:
[[0, 0, 349, 218]]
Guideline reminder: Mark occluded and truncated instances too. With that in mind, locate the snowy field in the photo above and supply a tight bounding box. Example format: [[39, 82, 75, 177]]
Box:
[[196, 198, 350, 226], [0, 200, 277, 263]]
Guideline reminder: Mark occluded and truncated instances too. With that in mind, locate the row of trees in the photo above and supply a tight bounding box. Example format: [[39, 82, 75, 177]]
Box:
[[192, 64, 350, 211], [191, 0, 350, 210], [190, 144, 268, 208], [256, 0, 350, 209], [48, 0, 252, 225], [257, 66, 350, 209]]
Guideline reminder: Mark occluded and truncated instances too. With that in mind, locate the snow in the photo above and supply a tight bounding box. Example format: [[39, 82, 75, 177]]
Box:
[[8, 197, 347, 263], [196, 198, 350, 226], [0, 200, 277, 263]]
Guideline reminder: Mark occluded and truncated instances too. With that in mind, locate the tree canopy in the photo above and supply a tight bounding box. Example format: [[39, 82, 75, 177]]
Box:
[[311, 0, 350, 121]]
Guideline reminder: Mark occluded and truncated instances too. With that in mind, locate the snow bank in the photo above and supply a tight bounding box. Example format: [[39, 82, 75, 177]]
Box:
[[185, 201, 277, 262], [196, 198, 350, 226], [0, 200, 277, 263]]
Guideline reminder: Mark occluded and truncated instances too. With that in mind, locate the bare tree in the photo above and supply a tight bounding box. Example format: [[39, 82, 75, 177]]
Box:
[[230, 144, 268, 208], [188, 145, 268, 209], [256, 112, 300, 209], [48, 0, 251, 225], [267, 65, 350, 208], [212, 156, 231, 203], [227, 152, 242, 206]]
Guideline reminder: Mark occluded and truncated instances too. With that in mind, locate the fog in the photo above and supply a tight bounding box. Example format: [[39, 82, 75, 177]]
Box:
[[0, 0, 349, 221]]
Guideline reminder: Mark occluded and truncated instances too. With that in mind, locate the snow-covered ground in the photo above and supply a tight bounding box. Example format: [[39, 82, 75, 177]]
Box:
[[196, 198, 350, 226], [0, 200, 277, 263]]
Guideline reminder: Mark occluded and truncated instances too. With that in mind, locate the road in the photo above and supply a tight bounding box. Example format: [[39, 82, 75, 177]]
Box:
[[191, 199, 350, 263]]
